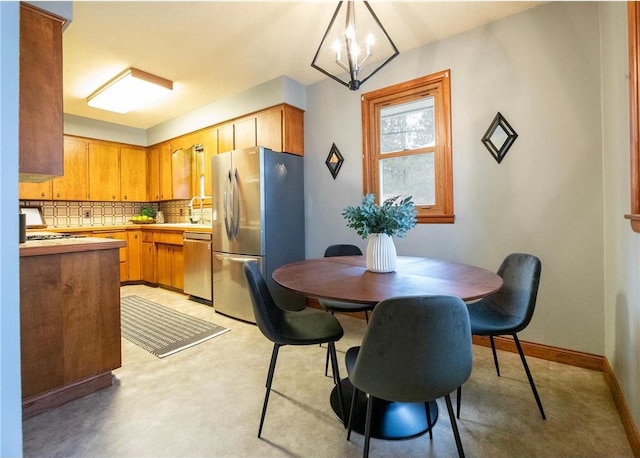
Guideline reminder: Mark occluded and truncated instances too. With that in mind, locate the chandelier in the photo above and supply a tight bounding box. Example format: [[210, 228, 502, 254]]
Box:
[[311, 1, 399, 91]]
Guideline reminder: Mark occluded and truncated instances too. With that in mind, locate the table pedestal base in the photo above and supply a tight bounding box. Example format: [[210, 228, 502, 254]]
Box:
[[330, 378, 438, 440]]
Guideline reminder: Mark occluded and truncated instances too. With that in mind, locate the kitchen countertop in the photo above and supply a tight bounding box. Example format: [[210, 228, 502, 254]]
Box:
[[28, 223, 213, 233], [19, 236, 126, 257]]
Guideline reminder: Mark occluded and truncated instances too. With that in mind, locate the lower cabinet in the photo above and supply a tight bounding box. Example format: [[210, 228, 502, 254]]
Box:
[[156, 243, 183, 290], [89, 230, 129, 281], [141, 232, 155, 283]]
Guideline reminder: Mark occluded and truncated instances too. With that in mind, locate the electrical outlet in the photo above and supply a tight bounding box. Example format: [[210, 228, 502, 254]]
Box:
[[83, 210, 91, 218]]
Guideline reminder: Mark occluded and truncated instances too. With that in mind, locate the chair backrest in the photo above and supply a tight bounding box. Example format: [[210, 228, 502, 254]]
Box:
[[490, 253, 542, 332], [243, 261, 287, 345], [349, 295, 472, 403], [324, 244, 362, 257]]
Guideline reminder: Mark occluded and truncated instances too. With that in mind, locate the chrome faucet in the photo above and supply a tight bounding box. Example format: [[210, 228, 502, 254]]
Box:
[[189, 196, 203, 224]]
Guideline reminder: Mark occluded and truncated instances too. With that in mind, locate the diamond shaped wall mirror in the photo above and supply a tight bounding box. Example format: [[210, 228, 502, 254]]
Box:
[[482, 112, 518, 164], [325, 143, 344, 179]]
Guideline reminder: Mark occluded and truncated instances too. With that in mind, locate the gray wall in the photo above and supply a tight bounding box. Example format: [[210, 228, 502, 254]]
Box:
[[305, 2, 605, 356], [0, 4, 22, 455], [601, 2, 640, 433]]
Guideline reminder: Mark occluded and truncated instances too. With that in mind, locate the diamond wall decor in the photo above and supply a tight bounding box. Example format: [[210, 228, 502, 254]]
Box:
[[482, 112, 518, 164]]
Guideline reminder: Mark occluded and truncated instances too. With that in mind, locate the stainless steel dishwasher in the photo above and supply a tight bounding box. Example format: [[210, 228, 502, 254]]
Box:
[[183, 231, 213, 305]]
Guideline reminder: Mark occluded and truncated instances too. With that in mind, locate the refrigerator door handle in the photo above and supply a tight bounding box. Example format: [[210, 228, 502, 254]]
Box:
[[224, 169, 232, 240], [232, 168, 241, 239]]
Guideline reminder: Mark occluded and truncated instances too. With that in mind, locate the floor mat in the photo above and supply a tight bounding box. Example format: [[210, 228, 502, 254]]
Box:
[[120, 295, 229, 358]]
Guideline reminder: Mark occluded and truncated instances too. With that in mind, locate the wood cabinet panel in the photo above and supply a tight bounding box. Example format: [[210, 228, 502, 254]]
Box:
[[159, 143, 173, 200], [120, 146, 147, 202], [89, 143, 120, 201], [90, 230, 128, 281], [19, 181, 52, 200], [20, 248, 121, 400], [19, 4, 64, 182], [234, 117, 257, 150], [218, 123, 234, 153], [155, 233, 184, 290], [257, 109, 283, 152], [283, 105, 305, 155], [172, 147, 193, 200], [52, 137, 89, 200], [147, 145, 160, 201], [172, 245, 184, 291], [127, 231, 142, 282], [156, 244, 173, 287], [141, 241, 155, 283]]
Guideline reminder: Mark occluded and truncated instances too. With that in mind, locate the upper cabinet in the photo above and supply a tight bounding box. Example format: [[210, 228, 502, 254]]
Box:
[[234, 117, 257, 150], [89, 142, 120, 201], [120, 146, 147, 202], [19, 4, 65, 183], [218, 123, 234, 154], [257, 104, 304, 155], [52, 137, 89, 200]]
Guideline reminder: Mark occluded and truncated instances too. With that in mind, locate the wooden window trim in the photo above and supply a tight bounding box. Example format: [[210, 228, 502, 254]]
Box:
[[362, 70, 454, 224], [627, 2, 640, 232]]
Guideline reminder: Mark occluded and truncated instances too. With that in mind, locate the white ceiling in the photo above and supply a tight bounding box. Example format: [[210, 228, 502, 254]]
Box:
[[63, 1, 544, 130]]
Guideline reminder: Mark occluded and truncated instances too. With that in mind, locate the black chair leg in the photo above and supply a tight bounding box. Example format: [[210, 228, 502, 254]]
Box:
[[456, 386, 462, 419], [347, 386, 359, 441], [363, 394, 374, 458], [259, 343, 280, 438], [513, 334, 546, 420], [328, 341, 346, 425], [489, 336, 501, 376], [364, 310, 369, 323], [445, 394, 465, 458], [425, 402, 433, 439]]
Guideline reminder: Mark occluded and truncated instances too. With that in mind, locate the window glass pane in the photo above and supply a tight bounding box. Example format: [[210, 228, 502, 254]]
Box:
[[380, 96, 435, 153], [379, 153, 435, 205]]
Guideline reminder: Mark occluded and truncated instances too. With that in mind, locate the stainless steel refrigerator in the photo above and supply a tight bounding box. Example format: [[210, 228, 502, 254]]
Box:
[[211, 146, 305, 323]]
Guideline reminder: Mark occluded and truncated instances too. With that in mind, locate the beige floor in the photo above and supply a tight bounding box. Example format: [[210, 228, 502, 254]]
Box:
[[23, 285, 633, 457]]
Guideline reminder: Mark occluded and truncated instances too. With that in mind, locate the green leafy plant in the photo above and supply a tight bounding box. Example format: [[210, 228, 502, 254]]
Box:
[[342, 194, 417, 239], [140, 205, 156, 218]]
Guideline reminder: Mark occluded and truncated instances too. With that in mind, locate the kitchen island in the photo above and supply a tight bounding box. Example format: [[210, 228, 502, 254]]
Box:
[[20, 236, 125, 418]]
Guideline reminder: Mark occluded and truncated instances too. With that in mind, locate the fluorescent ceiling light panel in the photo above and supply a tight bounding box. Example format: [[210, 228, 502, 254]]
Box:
[[87, 68, 173, 114]]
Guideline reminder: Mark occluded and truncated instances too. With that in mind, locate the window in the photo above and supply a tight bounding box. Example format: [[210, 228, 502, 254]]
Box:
[[362, 70, 453, 223]]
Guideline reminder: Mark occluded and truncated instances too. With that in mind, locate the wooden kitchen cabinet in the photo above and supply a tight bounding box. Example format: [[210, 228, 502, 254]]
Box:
[[234, 117, 257, 149], [89, 142, 120, 201], [19, 181, 52, 200], [52, 137, 90, 201], [156, 244, 184, 290], [127, 230, 142, 282], [19, 4, 64, 183], [218, 122, 234, 153], [154, 230, 184, 291], [141, 239, 155, 283], [90, 230, 128, 281], [256, 104, 304, 155], [120, 146, 147, 202], [20, 241, 122, 418], [172, 147, 193, 200], [160, 143, 173, 200]]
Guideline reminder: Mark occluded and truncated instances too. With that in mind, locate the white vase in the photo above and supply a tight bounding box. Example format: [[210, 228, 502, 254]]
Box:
[[366, 233, 397, 273]]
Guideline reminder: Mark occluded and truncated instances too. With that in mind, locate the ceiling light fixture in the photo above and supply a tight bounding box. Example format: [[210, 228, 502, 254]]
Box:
[[311, 0, 399, 91], [87, 67, 173, 114]]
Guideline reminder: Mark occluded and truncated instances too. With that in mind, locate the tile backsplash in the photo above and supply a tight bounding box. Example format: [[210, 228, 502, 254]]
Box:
[[19, 200, 212, 228]]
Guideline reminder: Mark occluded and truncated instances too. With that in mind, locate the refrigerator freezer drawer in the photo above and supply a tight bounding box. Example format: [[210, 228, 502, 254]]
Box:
[[212, 252, 261, 323]]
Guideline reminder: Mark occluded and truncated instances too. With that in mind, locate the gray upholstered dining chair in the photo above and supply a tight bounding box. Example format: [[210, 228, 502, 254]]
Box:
[[345, 295, 472, 458], [243, 261, 346, 438], [457, 253, 545, 420], [319, 244, 374, 322], [319, 244, 374, 377]]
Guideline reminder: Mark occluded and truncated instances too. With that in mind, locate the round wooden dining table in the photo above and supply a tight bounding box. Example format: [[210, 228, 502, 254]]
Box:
[[272, 255, 503, 440]]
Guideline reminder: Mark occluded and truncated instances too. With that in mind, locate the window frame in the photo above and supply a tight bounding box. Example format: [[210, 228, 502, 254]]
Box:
[[361, 69, 454, 224]]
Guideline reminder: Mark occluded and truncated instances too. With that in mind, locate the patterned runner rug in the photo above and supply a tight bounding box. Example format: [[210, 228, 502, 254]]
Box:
[[121, 295, 229, 358]]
